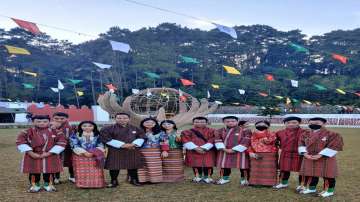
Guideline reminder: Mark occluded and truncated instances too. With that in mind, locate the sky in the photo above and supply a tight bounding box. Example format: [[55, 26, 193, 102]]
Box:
[[0, 0, 359, 44]]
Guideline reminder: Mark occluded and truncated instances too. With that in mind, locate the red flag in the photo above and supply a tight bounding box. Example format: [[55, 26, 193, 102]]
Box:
[[265, 74, 274, 81], [105, 84, 117, 91], [180, 79, 195, 86], [259, 92, 269, 97], [332, 53, 348, 64], [179, 95, 187, 102], [12, 18, 41, 35]]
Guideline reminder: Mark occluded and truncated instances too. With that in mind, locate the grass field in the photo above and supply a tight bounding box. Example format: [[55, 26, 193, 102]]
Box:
[[0, 127, 359, 202]]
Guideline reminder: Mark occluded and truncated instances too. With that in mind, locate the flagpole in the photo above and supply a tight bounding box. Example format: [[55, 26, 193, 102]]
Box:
[[58, 91, 61, 106], [99, 71, 104, 93], [90, 70, 96, 105], [73, 84, 80, 108]]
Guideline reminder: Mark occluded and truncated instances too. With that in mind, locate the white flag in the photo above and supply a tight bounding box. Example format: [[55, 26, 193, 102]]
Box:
[[207, 90, 211, 99], [213, 23, 237, 39], [57, 80, 64, 90], [92, 62, 112, 69], [109, 40, 130, 53], [178, 89, 184, 96], [215, 100, 223, 105], [50, 87, 59, 93], [291, 80, 299, 87], [146, 89, 152, 97], [132, 89, 140, 94], [238, 89, 245, 95]]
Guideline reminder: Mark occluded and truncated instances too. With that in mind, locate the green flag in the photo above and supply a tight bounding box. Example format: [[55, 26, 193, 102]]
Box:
[[314, 84, 327, 91], [144, 72, 160, 79], [68, 79, 83, 85], [289, 43, 309, 53], [292, 98, 299, 103], [180, 56, 200, 64], [22, 83, 35, 89]]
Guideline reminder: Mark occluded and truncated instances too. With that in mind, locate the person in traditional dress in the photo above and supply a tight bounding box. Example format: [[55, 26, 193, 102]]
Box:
[[238, 120, 250, 129], [274, 116, 307, 191], [70, 121, 106, 188], [16, 115, 67, 192], [52, 112, 75, 184], [214, 116, 252, 185], [181, 116, 216, 184], [100, 112, 145, 187], [248, 120, 278, 187], [137, 117, 163, 184], [298, 117, 344, 198], [159, 120, 184, 182]]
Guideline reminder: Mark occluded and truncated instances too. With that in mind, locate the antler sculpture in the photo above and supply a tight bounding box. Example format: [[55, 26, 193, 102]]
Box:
[[97, 88, 218, 128]]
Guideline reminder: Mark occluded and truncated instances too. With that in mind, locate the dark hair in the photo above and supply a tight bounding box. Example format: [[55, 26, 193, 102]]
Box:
[[255, 120, 270, 126], [238, 120, 248, 126], [115, 112, 130, 118], [192, 116, 209, 123], [140, 117, 161, 134], [52, 112, 69, 118], [222, 116, 238, 121], [283, 116, 302, 123], [31, 115, 50, 121], [77, 121, 100, 137], [160, 120, 178, 131], [309, 117, 327, 123]]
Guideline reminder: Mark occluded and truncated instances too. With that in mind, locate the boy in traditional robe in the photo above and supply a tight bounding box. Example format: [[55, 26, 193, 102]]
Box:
[[298, 117, 344, 198], [214, 116, 252, 185], [52, 112, 75, 184], [274, 116, 307, 191], [16, 115, 67, 192], [181, 117, 216, 183], [100, 112, 146, 187]]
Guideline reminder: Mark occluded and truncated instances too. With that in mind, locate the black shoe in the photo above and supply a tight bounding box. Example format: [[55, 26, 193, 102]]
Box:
[[130, 179, 141, 186], [106, 181, 119, 188]]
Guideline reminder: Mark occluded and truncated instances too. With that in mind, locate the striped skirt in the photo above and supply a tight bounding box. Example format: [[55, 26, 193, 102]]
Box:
[[72, 154, 105, 188], [249, 153, 278, 186], [138, 148, 163, 183], [162, 149, 184, 182]]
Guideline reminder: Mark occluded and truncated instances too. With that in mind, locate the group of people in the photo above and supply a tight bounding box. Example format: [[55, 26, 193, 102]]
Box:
[[16, 112, 344, 198]]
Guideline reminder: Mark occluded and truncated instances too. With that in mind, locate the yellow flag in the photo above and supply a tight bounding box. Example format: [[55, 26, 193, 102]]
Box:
[[223, 65, 240, 75], [286, 97, 291, 105], [211, 84, 220, 89], [303, 100, 312, 104], [4, 45, 31, 55], [275, 95, 283, 99], [77, 91, 84, 96], [23, 71, 37, 77], [336, 88, 346, 95]]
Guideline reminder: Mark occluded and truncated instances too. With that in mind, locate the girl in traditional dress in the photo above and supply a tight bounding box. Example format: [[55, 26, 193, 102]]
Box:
[[137, 117, 163, 183], [70, 121, 106, 188], [248, 120, 278, 187], [159, 120, 184, 182]]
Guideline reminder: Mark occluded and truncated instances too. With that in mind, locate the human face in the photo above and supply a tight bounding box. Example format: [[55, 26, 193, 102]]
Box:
[[223, 119, 238, 128], [162, 122, 174, 131], [115, 115, 130, 125], [53, 116, 68, 124], [308, 120, 324, 130], [193, 119, 207, 128], [143, 120, 156, 129], [255, 123, 269, 131], [285, 120, 300, 129], [81, 123, 94, 133], [33, 119, 50, 128]]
